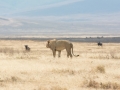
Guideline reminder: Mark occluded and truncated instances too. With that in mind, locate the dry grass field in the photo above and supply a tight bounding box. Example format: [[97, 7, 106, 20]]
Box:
[[0, 40, 120, 90]]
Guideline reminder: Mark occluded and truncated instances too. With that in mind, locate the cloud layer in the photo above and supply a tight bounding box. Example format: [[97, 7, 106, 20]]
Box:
[[0, 0, 120, 37]]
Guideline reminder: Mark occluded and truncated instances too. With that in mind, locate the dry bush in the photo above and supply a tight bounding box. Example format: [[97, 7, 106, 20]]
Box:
[[4, 76, 21, 82], [85, 79, 99, 88], [83, 79, 120, 89], [90, 65, 105, 74], [100, 82, 120, 89], [0, 82, 6, 87], [96, 65, 105, 73]]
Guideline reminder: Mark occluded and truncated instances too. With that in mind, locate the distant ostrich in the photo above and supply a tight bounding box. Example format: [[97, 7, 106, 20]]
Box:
[[25, 45, 30, 51], [98, 42, 102, 46]]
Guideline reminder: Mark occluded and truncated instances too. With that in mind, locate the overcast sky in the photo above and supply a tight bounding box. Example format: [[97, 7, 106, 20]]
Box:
[[0, 0, 120, 17], [0, 0, 120, 36]]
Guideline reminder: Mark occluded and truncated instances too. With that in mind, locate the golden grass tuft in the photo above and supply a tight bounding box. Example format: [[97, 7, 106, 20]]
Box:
[[100, 82, 120, 89], [96, 65, 105, 73], [4, 76, 21, 82], [83, 79, 120, 89]]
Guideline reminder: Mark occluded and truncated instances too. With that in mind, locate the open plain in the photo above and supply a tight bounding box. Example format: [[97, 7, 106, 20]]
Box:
[[0, 40, 120, 90]]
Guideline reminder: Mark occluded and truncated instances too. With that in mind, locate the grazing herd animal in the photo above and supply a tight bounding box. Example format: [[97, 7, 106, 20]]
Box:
[[46, 39, 79, 58], [98, 42, 103, 46], [25, 45, 30, 51]]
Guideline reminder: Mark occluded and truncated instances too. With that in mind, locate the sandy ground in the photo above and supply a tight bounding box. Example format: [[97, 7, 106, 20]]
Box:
[[0, 40, 120, 90]]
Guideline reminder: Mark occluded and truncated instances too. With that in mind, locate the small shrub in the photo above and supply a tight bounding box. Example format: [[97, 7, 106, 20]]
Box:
[[96, 65, 105, 73], [83, 79, 120, 89], [11, 76, 17, 82], [87, 80, 99, 88], [5, 76, 21, 82], [100, 82, 120, 89], [0, 82, 6, 87]]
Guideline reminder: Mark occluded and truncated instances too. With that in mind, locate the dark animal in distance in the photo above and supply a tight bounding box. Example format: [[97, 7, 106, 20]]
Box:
[[98, 42, 102, 46], [46, 39, 79, 58], [25, 45, 30, 51]]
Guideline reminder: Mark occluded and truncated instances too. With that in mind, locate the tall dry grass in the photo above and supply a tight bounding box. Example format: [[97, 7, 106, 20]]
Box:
[[0, 40, 120, 90]]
